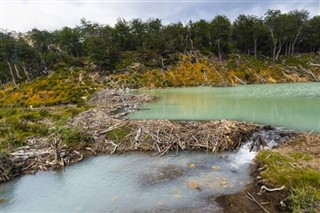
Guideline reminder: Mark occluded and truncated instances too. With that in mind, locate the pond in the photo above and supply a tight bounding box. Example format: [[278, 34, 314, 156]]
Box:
[[128, 83, 320, 132]]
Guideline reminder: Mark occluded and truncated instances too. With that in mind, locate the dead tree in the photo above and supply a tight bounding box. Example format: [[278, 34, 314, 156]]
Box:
[[6, 60, 18, 88]]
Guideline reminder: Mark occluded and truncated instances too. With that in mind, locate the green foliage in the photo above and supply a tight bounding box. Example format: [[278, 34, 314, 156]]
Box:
[[0, 106, 89, 151], [290, 186, 320, 213], [105, 125, 133, 144], [1, 9, 319, 85], [55, 126, 92, 146], [0, 68, 96, 107], [256, 150, 320, 212]]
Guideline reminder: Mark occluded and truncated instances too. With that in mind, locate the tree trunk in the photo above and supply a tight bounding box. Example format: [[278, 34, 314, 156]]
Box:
[[269, 29, 276, 65], [288, 42, 291, 56], [6, 61, 18, 88], [21, 62, 31, 81], [275, 39, 285, 60], [217, 39, 222, 60], [254, 38, 257, 59], [189, 36, 195, 53], [14, 64, 23, 79], [291, 27, 301, 54], [272, 41, 276, 65], [285, 42, 288, 56]]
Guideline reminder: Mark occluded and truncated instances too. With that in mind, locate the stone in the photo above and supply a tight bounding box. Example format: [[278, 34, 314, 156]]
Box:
[[212, 165, 220, 170], [187, 180, 201, 191], [188, 163, 196, 168]]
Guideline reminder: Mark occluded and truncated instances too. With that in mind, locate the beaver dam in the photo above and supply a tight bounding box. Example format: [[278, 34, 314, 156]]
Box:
[[0, 128, 294, 212], [0, 83, 319, 212]]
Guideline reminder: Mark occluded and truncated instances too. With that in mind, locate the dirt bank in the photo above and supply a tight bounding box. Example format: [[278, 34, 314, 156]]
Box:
[[216, 133, 320, 212]]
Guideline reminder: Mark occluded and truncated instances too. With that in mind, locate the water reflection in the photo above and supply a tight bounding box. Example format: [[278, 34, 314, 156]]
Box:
[[129, 83, 320, 132]]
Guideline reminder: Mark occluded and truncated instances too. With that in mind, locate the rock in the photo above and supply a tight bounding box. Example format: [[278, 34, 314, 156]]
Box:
[[141, 165, 185, 186], [220, 179, 228, 188], [187, 180, 201, 191], [188, 163, 196, 168], [0, 198, 5, 204], [212, 165, 220, 170]]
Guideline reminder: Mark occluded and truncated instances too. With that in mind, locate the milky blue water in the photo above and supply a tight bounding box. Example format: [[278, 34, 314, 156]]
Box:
[[0, 149, 256, 212]]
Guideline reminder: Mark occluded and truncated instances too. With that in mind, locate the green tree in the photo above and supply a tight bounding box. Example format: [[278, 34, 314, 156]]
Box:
[[189, 19, 211, 52], [163, 22, 188, 53], [114, 18, 133, 51], [304, 16, 320, 52], [56, 27, 83, 58], [130, 18, 147, 50], [210, 15, 231, 60]]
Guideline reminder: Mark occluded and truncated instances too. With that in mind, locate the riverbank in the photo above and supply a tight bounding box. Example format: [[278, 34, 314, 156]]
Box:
[[106, 53, 320, 89], [216, 133, 320, 212], [1, 88, 319, 212], [0, 89, 265, 182]]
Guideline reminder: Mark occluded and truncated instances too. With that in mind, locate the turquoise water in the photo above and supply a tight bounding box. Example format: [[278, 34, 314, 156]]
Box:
[[128, 83, 320, 132]]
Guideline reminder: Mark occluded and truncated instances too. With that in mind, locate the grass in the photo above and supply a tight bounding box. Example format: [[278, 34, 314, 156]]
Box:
[[0, 68, 98, 107], [55, 126, 92, 146], [0, 106, 90, 151], [256, 150, 320, 212], [105, 124, 133, 144]]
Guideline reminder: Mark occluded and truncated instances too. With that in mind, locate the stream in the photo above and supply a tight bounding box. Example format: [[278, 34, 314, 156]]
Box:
[[0, 130, 287, 212]]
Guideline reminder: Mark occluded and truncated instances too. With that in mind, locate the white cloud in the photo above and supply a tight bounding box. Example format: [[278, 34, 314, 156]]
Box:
[[1, 0, 319, 32]]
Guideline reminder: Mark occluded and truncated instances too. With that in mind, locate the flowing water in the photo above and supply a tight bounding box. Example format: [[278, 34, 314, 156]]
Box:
[[128, 83, 320, 132], [1, 152, 253, 212], [0, 130, 286, 213]]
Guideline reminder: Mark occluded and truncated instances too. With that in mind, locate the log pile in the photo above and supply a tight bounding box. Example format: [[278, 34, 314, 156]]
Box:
[[88, 89, 153, 109], [72, 103, 262, 155], [0, 136, 85, 182], [110, 120, 261, 155], [0, 89, 297, 183]]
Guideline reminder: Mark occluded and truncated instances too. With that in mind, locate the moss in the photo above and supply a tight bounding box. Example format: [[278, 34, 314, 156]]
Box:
[[290, 186, 320, 213], [56, 126, 92, 146], [289, 152, 313, 161], [105, 125, 133, 144], [256, 150, 320, 212], [0, 106, 89, 152]]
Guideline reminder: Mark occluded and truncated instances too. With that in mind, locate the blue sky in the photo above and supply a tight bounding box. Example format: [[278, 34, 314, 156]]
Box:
[[1, 0, 319, 32]]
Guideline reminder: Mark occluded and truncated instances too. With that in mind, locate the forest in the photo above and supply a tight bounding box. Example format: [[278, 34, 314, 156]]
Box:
[[1, 9, 320, 86], [1, 8, 320, 213]]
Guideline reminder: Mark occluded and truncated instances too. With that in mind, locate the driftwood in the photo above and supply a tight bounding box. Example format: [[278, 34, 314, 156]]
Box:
[[258, 185, 286, 195], [234, 75, 247, 85], [298, 64, 317, 80], [0, 136, 86, 182], [254, 73, 268, 84], [247, 193, 270, 213], [308, 63, 320, 67]]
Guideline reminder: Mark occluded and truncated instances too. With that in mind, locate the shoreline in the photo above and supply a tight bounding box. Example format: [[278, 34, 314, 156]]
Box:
[[1, 88, 319, 212], [0, 89, 289, 183]]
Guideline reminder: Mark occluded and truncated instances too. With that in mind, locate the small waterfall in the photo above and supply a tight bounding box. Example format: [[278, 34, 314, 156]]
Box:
[[228, 127, 294, 169]]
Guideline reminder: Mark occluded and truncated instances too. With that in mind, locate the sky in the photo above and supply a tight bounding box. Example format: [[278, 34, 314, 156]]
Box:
[[1, 0, 319, 32]]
